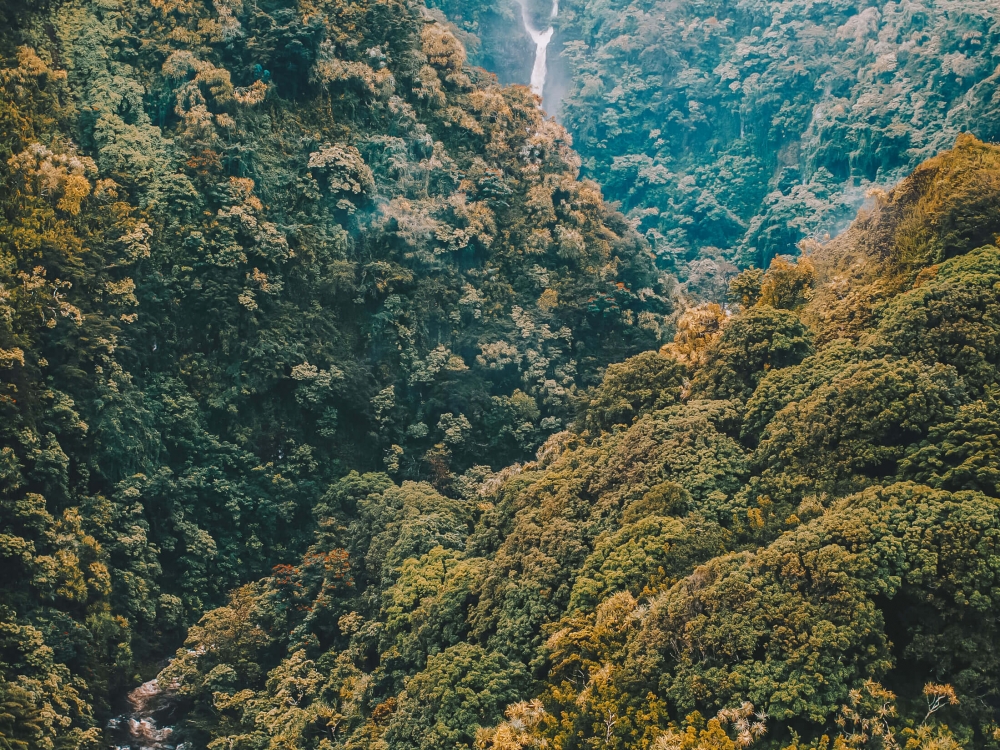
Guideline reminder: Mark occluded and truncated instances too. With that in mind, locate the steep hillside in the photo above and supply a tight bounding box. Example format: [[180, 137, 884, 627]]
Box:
[[155, 137, 1000, 750]]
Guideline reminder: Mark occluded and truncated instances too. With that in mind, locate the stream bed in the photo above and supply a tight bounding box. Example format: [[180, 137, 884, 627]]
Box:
[[107, 676, 185, 750]]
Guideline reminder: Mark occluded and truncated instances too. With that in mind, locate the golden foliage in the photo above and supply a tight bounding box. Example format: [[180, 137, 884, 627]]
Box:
[[663, 303, 727, 366]]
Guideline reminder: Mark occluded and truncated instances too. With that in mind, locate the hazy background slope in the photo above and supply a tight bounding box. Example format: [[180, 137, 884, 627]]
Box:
[[435, 0, 1000, 293]]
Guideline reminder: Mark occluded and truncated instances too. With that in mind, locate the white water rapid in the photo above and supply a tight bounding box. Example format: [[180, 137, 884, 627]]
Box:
[[517, 0, 559, 99], [107, 676, 186, 750]]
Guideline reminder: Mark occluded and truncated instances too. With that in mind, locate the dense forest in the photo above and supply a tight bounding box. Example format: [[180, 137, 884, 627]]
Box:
[[2, 0, 1000, 749], [153, 135, 1000, 750]]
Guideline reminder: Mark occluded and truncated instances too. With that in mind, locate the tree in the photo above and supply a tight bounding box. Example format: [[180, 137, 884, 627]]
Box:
[[580, 351, 686, 433], [749, 358, 966, 510], [689, 307, 814, 401], [384, 643, 529, 750]]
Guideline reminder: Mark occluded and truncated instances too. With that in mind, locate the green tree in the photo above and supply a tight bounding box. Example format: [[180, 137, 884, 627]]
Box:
[[384, 643, 529, 750], [689, 307, 814, 401]]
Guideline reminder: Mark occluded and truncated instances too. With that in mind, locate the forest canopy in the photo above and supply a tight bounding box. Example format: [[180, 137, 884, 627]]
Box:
[[150, 135, 1000, 750], [1, 1, 1000, 750]]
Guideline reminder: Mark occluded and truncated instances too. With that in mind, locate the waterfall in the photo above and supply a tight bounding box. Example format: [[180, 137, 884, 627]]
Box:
[[517, 0, 559, 99]]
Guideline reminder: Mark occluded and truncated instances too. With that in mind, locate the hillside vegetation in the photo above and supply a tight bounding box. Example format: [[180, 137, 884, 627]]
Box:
[[139, 134, 1000, 750], [164, 139, 1000, 750], [2, 1, 1000, 750], [0, 0, 669, 743]]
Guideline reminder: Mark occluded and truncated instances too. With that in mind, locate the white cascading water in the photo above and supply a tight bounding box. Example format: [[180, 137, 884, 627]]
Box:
[[517, 0, 559, 99]]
